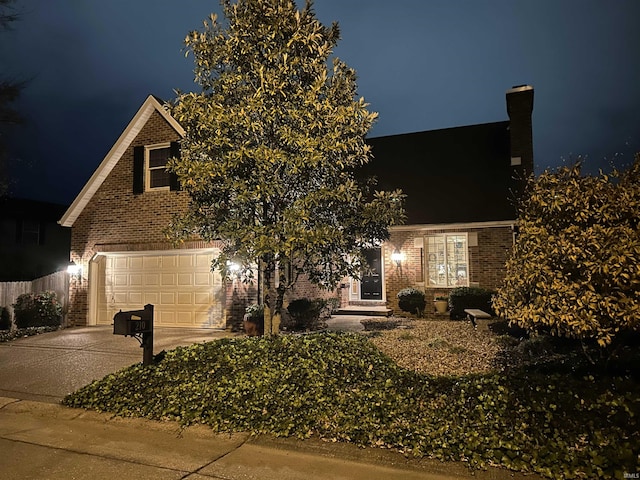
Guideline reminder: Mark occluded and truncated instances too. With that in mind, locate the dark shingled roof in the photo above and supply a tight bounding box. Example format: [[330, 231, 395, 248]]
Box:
[[362, 121, 520, 225]]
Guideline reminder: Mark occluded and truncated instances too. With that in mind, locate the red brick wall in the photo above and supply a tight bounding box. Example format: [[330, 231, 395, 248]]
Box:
[[383, 225, 514, 314], [68, 111, 194, 326]]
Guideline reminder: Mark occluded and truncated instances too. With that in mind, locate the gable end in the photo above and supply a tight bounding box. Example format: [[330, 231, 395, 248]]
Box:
[[58, 95, 184, 227]]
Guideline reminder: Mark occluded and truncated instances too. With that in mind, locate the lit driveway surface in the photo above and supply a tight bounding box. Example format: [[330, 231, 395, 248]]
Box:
[[0, 326, 236, 403]]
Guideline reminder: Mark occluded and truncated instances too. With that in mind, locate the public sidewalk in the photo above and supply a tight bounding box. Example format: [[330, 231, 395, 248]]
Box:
[[0, 397, 541, 480]]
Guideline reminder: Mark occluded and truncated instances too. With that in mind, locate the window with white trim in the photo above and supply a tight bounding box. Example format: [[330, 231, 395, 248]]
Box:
[[426, 233, 469, 287], [146, 144, 171, 190]]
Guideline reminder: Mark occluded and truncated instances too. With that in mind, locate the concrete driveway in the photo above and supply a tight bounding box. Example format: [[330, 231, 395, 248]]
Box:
[[0, 326, 237, 403]]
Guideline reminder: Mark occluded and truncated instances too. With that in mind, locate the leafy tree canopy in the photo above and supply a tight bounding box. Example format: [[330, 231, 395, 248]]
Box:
[[167, 0, 405, 320], [494, 154, 640, 348]]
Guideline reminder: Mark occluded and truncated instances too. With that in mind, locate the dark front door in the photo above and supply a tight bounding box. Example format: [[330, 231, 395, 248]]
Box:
[[361, 248, 383, 300]]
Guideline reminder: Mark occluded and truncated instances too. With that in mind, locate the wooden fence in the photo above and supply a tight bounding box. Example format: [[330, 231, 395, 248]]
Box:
[[0, 271, 69, 326]]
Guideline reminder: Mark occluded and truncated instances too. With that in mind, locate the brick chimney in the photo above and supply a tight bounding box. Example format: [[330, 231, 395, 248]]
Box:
[[506, 85, 534, 180]]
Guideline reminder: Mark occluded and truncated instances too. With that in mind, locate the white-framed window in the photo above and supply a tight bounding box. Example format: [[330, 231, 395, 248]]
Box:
[[426, 233, 469, 287], [145, 143, 171, 191]]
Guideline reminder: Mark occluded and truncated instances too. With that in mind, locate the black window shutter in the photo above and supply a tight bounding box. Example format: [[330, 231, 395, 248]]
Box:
[[169, 141, 181, 191], [133, 146, 144, 194]]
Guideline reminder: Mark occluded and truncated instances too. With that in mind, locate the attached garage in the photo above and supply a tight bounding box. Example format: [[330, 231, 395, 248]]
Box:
[[90, 249, 225, 329]]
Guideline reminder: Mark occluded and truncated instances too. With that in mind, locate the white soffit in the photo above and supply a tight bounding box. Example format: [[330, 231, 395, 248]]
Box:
[[58, 95, 185, 227]]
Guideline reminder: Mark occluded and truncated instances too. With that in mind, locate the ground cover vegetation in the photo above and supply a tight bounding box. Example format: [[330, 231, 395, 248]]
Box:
[[165, 0, 404, 334], [64, 321, 640, 479]]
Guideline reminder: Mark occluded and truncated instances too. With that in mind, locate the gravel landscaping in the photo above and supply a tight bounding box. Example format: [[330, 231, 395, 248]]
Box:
[[367, 315, 504, 377]]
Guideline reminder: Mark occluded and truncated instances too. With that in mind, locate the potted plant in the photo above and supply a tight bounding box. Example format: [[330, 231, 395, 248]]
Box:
[[434, 295, 449, 314]]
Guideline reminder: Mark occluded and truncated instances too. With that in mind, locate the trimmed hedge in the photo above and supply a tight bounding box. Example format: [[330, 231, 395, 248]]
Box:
[[448, 287, 496, 320], [397, 288, 426, 316], [287, 298, 326, 331]]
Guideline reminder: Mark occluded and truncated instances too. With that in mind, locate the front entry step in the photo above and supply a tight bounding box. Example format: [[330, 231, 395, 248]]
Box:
[[335, 306, 393, 317]]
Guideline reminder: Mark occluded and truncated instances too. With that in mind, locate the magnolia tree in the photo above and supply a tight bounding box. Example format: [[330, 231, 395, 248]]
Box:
[[167, 0, 404, 334], [493, 154, 640, 348]]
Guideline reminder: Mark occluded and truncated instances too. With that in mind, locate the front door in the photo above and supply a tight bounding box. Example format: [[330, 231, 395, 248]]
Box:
[[361, 248, 383, 300]]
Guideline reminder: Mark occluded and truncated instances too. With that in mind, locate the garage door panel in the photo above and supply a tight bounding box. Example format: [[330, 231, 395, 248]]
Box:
[[194, 292, 210, 304], [143, 292, 159, 305], [177, 292, 192, 304], [113, 257, 128, 269], [98, 250, 223, 328], [142, 256, 159, 269], [178, 255, 193, 268], [113, 293, 127, 304], [194, 273, 210, 286], [129, 292, 143, 304], [129, 257, 143, 269], [160, 292, 176, 305], [196, 254, 211, 267]]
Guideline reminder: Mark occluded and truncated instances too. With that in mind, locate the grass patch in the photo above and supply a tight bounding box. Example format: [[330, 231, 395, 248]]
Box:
[[63, 332, 640, 479]]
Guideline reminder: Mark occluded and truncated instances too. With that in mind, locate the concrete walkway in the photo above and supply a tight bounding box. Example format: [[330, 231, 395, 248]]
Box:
[[0, 324, 541, 479]]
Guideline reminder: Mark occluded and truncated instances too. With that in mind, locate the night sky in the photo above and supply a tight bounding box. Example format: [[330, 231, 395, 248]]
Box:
[[2, 0, 639, 206]]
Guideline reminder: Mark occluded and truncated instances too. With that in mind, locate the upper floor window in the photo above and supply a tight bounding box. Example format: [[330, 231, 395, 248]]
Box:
[[426, 233, 468, 287], [146, 144, 171, 190]]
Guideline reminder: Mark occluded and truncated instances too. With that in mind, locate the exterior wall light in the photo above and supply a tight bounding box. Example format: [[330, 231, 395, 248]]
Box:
[[391, 249, 404, 268], [67, 261, 81, 277], [227, 261, 241, 272]]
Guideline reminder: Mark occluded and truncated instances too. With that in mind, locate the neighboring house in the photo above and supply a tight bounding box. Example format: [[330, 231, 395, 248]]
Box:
[[0, 197, 71, 281], [59, 86, 533, 329]]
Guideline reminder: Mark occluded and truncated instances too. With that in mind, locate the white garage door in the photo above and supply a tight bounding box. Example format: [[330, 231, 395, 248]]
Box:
[[95, 250, 224, 328]]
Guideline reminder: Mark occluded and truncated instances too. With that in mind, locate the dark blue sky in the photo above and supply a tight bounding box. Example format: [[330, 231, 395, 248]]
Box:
[[2, 0, 639, 206]]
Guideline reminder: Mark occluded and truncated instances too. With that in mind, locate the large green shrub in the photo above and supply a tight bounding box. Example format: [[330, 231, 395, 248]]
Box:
[[13, 291, 63, 328], [287, 298, 326, 331], [0, 307, 11, 330], [397, 287, 426, 316], [449, 287, 496, 320], [494, 156, 640, 347]]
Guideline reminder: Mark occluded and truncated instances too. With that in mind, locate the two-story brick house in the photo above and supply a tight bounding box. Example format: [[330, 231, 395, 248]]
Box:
[[59, 86, 533, 328]]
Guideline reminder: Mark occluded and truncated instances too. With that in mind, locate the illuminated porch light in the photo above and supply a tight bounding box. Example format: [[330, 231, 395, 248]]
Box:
[[67, 261, 81, 277], [391, 249, 404, 267]]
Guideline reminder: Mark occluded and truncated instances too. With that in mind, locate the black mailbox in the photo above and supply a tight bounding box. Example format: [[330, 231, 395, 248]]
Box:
[[113, 304, 154, 336]]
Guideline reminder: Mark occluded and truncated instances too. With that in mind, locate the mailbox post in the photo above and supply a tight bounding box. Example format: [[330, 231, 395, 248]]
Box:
[[113, 304, 154, 366]]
